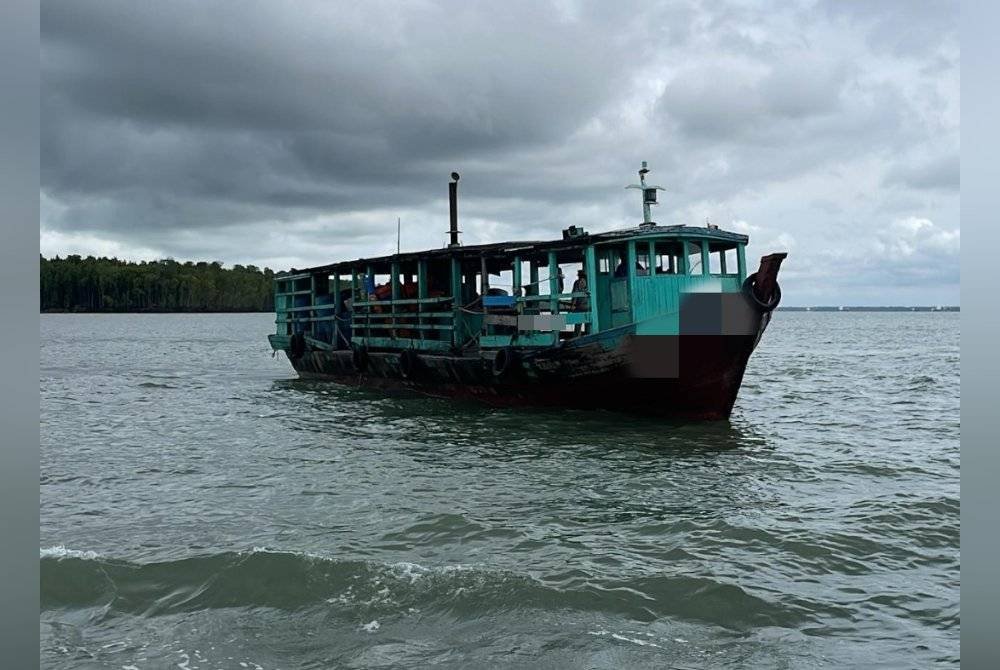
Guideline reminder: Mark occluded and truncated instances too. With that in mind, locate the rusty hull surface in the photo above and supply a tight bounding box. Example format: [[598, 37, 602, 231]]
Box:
[[287, 309, 772, 421]]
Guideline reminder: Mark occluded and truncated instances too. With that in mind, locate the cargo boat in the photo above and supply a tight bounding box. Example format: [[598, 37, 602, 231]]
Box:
[[268, 163, 786, 419]]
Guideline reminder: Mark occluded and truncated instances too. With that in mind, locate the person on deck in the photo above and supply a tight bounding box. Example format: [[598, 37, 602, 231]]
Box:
[[572, 269, 590, 336]]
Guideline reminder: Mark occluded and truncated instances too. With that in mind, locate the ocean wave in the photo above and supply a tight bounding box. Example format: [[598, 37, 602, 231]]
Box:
[[39, 546, 809, 629]]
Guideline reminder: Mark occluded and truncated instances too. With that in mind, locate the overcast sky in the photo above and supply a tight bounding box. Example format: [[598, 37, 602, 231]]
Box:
[[41, 0, 958, 305]]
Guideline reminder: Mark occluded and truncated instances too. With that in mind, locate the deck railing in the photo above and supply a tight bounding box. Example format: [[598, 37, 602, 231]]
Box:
[[275, 289, 593, 351]]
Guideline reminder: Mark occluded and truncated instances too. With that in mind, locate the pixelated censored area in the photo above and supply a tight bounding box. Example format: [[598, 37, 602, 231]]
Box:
[[681, 292, 760, 336], [626, 335, 680, 378]]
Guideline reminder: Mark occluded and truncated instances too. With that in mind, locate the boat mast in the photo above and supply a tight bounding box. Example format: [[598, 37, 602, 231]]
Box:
[[626, 161, 664, 228]]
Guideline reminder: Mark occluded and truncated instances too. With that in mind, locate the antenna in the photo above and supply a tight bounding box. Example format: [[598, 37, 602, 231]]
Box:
[[626, 160, 665, 228]]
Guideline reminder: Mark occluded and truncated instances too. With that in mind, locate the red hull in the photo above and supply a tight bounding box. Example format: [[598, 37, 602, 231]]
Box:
[[288, 330, 764, 421]]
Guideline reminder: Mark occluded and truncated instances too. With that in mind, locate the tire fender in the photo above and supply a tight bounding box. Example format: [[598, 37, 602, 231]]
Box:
[[743, 272, 782, 313], [492, 347, 517, 377]]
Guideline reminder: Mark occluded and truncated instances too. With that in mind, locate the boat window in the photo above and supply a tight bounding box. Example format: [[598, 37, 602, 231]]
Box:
[[707, 244, 739, 275], [598, 254, 610, 274], [654, 241, 683, 275], [724, 247, 738, 275], [636, 249, 650, 276], [709, 250, 723, 274], [687, 241, 704, 275], [609, 246, 628, 278]]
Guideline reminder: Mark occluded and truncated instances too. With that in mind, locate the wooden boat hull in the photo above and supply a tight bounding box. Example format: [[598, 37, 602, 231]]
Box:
[[279, 311, 772, 420]]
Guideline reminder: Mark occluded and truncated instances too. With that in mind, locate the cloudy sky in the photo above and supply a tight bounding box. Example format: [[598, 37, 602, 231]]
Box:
[[41, 0, 958, 305]]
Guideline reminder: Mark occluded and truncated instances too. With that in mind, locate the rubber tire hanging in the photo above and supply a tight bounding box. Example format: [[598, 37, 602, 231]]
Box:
[[492, 347, 517, 378], [742, 272, 782, 313]]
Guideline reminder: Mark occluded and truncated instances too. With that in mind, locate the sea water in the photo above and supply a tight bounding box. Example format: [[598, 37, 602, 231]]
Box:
[[40, 312, 960, 668]]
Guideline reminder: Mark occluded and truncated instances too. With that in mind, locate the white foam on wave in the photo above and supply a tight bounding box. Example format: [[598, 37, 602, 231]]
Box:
[[40, 545, 99, 560], [389, 560, 481, 582], [361, 620, 380, 632], [588, 630, 663, 649], [389, 561, 429, 583], [611, 633, 662, 648], [245, 547, 478, 580]]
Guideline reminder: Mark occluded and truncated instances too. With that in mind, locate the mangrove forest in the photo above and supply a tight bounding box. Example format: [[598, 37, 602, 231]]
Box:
[[40, 255, 275, 312]]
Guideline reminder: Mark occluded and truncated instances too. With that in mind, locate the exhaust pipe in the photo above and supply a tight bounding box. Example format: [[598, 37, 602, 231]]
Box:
[[448, 172, 460, 247]]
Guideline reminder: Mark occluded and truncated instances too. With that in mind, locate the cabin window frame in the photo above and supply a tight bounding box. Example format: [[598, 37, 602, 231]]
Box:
[[653, 239, 685, 275], [598, 252, 611, 274], [686, 240, 707, 276], [707, 241, 741, 277], [634, 242, 651, 278]]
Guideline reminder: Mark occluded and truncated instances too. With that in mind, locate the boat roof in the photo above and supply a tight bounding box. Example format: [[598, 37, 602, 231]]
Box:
[[283, 224, 748, 277]]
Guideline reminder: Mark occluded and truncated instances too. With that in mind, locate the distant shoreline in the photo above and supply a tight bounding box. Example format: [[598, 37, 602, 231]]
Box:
[[778, 306, 959, 312]]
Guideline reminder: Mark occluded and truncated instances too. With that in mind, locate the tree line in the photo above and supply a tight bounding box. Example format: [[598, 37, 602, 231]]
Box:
[[40, 255, 276, 312]]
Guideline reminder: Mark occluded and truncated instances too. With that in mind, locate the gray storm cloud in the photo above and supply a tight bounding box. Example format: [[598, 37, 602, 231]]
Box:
[[41, 0, 959, 305]]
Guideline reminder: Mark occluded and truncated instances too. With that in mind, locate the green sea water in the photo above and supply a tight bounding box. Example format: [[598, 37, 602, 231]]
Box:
[[40, 312, 960, 668]]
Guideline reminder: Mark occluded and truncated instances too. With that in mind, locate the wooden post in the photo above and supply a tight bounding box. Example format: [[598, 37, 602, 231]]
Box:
[[365, 264, 373, 339], [349, 269, 359, 343], [548, 251, 558, 314], [309, 274, 316, 337], [331, 273, 340, 346], [513, 256, 522, 303], [417, 258, 428, 341], [390, 261, 400, 339], [737, 243, 747, 280], [529, 261, 539, 297], [700, 241, 710, 277], [625, 241, 637, 321], [450, 256, 461, 348], [719, 246, 727, 274], [584, 245, 599, 333], [480, 256, 489, 334]]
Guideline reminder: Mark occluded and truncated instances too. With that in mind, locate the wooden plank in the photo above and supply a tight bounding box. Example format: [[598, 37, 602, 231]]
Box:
[[355, 336, 453, 351], [484, 314, 517, 326], [353, 296, 451, 307], [351, 322, 453, 331]]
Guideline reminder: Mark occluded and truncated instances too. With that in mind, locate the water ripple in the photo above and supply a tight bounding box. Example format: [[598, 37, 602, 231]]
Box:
[[40, 312, 960, 668]]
